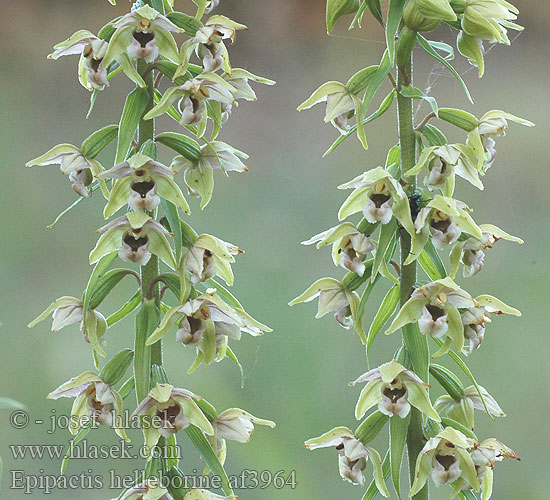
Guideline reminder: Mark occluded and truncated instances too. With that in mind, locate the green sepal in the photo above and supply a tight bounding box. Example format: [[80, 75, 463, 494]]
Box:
[[100, 348, 134, 386]]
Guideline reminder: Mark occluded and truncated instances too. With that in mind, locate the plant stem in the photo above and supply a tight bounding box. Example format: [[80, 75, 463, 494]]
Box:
[[397, 30, 428, 500], [138, 58, 163, 368]]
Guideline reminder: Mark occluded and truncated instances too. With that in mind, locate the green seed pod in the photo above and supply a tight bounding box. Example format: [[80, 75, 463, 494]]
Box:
[[438, 107, 479, 131], [430, 364, 465, 402], [355, 411, 390, 445], [100, 348, 134, 387]]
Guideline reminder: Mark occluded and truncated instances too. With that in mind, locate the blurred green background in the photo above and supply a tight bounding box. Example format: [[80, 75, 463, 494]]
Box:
[[1, 1, 548, 498]]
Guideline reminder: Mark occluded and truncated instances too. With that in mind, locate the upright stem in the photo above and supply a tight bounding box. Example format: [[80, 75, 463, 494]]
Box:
[[138, 58, 163, 368], [397, 28, 428, 500]]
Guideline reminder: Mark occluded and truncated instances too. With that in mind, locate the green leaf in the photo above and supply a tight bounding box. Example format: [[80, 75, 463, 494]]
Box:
[[324, 90, 396, 156], [361, 451, 391, 500], [372, 219, 397, 282], [81, 125, 118, 159], [60, 425, 91, 474], [116, 87, 150, 164], [418, 240, 447, 280], [417, 34, 473, 104], [107, 290, 141, 327], [403, 323, 429, 381], [400, 86, 439, 117], [82, 252, 117, 318], [366, 0, 384, 26], [390, 413, 410, 499], [185, 425, 234, 496], [166, 12, 203, 36], [156, 132, 201, 161], [358, 49, 392, 149], [367, 285, 400, 354], [161, 200, 184, 263], [386, 0, 405, 65], [134, 300, 160, 403], [357, 275, 381, 336], [0, 398, 24, 410], [88, 269, 137, 309]]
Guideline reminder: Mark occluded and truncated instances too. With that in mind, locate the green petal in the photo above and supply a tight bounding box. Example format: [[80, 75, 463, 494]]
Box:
[[47, 372, 100, 399], [338, 187, 369, 220], [146, 306, 181, 346], [184, 163, 214, 210], [145, 86, 187, 121], [89, 228, 125, 265], [385, 297, 426, 335], [147, 228, 177, 270], [175, 397, 214, 435], [297, 81, 346, 111], [155, 175, 190, 214], [475, 295, 521, 316], [404, 381, 440, 421], [103, 177, 132, 219], [305, 426, 354, 449], [288, 278, 341, 306]]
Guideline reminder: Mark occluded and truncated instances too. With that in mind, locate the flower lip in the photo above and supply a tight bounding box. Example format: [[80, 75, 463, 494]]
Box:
[[123, 234, 148, 251], [370, 193, 391, 208], [133, 31, 155, 47]]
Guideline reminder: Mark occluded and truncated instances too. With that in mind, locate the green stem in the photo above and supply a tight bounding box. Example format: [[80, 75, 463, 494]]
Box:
[[138, 58, 163, 374], [397, 28, 428, 500]]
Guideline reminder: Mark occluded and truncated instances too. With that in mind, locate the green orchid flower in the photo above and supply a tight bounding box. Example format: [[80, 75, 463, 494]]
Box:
[[289, 277, 364, 336], [460, 294, 520, 355], [179, 15, 247, 75], [48, 30, 145, 91], [305, 426, 389, 494], [338, 167, 415, 235], [184, 490, 235, 500], [172, 141, 248, 210], [182, 234, 243, 286], [386, 277, 476, 356], [466, 110, 534, 171], [302, 222, 375, 276], [90, 211, 177, 269], [144, 73, 236, 127], [410, 427, 480, 496], [407, 195, 482, 263], [26, 143, 108, 198], [103, 5, 181, 68], [350, 360, 440, 421], [403, 0, 457, 32], [224, 68, 276, 102], [405, 144, 483, 195], [436, 385, 504, 429], [133, 383, 213, 455], [461, 0, 522, 45], [146, 289, 270, 369], [47, 371, 128, 441], [297, 80, 361, 134], [97, 152, 189, 218], [119, 480, 174, 500], [449, 223, 523, 278], [28, 296, 107, 351]]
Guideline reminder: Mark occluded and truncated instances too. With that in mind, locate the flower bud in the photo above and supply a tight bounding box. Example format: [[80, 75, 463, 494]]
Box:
[[403, 0, 442, 32]]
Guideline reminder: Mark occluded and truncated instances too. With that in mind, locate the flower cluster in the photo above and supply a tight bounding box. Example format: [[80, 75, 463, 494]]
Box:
[[27, 1, 274, 499], [293, 0, 529, 498]]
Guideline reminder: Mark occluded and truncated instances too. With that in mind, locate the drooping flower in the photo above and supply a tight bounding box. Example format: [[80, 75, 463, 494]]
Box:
[[144, 74, 236, 127], [338, 167, 415, 235], [146, 289, 270, 368], [403, 0, 457, 32], [302, 222, 374, 276], [47, 371, 128, 440], [386, 277, 477, 356], [182, 234, 243, 286], [461, 0, 522, 45], [26, 144, 107, 198], [224, 68, 276, 102], [435, 385, 505, 429], [289, 277, 363, 334], [350, 360, 440, 421], [89, 211, 177, 269], [408, 195, 482, 263], [133, 383, 213, 454], [103, 5, 181, 67], [97, 152, 189, 218], [28, 296, 107, 349], [119, 480, 174, 500], [180, 16, 247, 74], [460, 294, 520, 355], [409, 427, 480, 496], [405, 144, 483, 193], [172, 141, 248, 209], [298, 81, 360, 133], [305, 427, 389, 494]]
